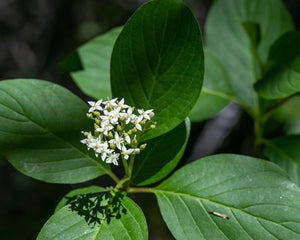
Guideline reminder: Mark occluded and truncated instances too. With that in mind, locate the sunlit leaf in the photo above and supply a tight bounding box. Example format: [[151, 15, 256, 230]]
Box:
[[155, 154, 300, 239]]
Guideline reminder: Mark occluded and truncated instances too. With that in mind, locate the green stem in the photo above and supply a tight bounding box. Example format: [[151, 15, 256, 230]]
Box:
[[115, 176, 130, 190], [122, 155, 129, 176], [127, 154, 136, 179], [128, 187, 154, 193], [106, 170, 120, 184]]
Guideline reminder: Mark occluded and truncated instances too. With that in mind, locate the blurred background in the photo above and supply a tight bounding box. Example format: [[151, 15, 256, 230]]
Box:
[[0, 0, 299, 239]]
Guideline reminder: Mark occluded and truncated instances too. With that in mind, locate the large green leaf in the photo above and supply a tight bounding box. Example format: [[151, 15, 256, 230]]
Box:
[[132, 118, 190, 186], [60, 27, 122, 99], [38, 187, 147, 240], [111, 0, 204, 141], [255, 31, 300, 99], [189, 49, 232, 122], [263, 135, 300, 186], [0, 79, 111, 183], [155, 154, 300, 240], [205, 0, 294, 109]]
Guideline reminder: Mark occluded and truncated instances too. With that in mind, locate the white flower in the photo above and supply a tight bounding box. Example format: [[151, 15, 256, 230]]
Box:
[[123, 107, 135, 124], [116, 98, 129, 109], [104, 98, 118, 109], [81, 97, 155, 166], [88, 137, 103, 157], [131, 115, 142, 131], [121, 146, 134, 160], [137, 109, 154, 122], [109, 132, 124, 150], [96, 124, 113, 136], [124, 134, 131, 144], [80, 132, 96, 150], [99, 142, 112, 161], [106, 152, 120, 165], [107, 108, 121, 124], [88, 99, 103, 112]]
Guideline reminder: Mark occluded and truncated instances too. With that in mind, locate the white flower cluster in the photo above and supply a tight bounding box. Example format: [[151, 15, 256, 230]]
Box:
[[81, 98, 155, 165]]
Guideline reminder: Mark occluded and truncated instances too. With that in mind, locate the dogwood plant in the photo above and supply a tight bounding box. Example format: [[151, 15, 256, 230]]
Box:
[[1, 0, 300, 239]]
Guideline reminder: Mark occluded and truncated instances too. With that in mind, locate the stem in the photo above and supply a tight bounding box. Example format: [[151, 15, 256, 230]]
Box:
[[127, 154, 136, 178], [106, 170, 120, 184], [115, 176, 130, 190], [128, 187, 154, 193], [122, 156, 129, 176]]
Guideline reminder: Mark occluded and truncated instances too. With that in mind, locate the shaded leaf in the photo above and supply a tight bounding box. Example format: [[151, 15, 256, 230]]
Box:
[[189, 49, 232, 122], [38, 188, 147, 240], [263, 135, 300, 186], [111, 0, 204, 141], [60, 27, 122, 99], [132, 118, 190, 186], [205, 0, 294, 109], [0, 79, 110, 183], [155, 154, 300, 240], [255, 31, 300, 99]]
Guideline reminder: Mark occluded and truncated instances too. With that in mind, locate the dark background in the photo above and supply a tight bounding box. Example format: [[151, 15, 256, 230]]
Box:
[[0, 0, 299, 239]]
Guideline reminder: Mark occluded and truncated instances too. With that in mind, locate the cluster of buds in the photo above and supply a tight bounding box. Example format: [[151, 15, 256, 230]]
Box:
[[81, 98, 156, 165]]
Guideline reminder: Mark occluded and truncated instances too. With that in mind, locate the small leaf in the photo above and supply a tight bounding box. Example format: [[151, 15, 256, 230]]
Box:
[[255, 31, 300, 99], [111, 0, 204, 141], [60, 27, 122, 99], [263, 135, 300, 186], [132, 118, 190, 186], [38, 188, 147, 240], [205, 0, 294, 109], [155, 154, 300, 240], [189, 49, 232, 122], [0, 79, 110, 183]]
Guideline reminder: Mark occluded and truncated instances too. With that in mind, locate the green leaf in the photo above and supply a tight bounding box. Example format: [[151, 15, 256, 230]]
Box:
[[205, 0, 294, 109], [132, 118, 190, 186], [60, 27, 122, 99], [189, 49, 232, 122], [255, 31, 300, 99], [0, 79, 111, 184], [111, 0, 204, 141], [155, 154, 300, 240], [38, 187, 148, 240], [263, 135, 300, 186]]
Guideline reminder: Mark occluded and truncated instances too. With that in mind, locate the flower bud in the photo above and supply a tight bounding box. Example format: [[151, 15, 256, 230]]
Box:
[[140, 143, 147, 150], [93, 111, 100, 117], [149, 112, 155, 118], [150, 124, 156, 129], [108, 131, 114, 139], [86, 113, 93, 119], [81, 131, 89, 136]]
